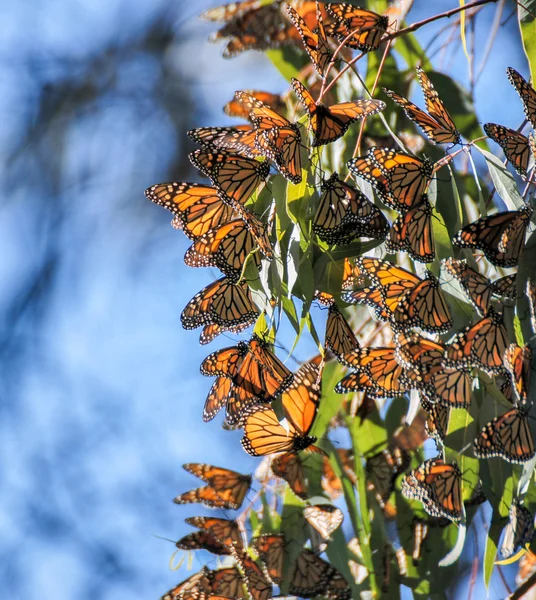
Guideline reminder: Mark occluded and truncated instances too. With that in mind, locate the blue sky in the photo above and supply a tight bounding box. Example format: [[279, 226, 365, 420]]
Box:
[[0, 1, 530, 598]]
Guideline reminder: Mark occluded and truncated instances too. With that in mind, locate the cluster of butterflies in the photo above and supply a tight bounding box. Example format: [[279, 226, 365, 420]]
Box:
[[146, 1, 536, 597], [201, 1, 393, 59], [166, 462, 352, 599]]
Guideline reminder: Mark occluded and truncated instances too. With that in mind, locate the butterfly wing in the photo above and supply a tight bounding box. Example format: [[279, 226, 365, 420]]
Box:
[[255, 125, 302, 183], [281, 359, 321, 435], [325, 303, 360, 357], [271, 452, 308, 499], [507, 67, 536, 130], [186, 516, 244, 552], [386, 195, 435, 263], [484, 123, 530, 177], [474, 407, 535, 464], [189, 149, 270, 206], [443, 257, 493, 317], [445, 308, 509, 374], [393, 272, 452, 334], [145, 182, 234, 241], [253, 534, 285, 585]]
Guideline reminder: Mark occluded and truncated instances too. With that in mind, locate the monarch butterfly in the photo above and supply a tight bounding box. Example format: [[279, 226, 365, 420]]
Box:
[[393, 271, 453, 334], [200, 335, 294, 425], [386, 194, 435, 263], [174, 463, 252, 510], [205, 1, 289, 58], [240, 359, 324, 455], [304, 504, 344, 540], [289, 548, 351, 599], [271, 452, 308, 499], [366, 445, 410, 506], [353, 256, 420, 313], [224, 89, 286, 120], [336, 346, 412, 397], [507, 67, 536, 130], [185, 516, 245, 552], [187, 124, 261, 158], [484, 123, 531, 177], [189, 149, 270, 206], [181, 277, 258, 340], [443, 257, 493, 317], [490, 273, 517, 299], [160, 566, 213, 600], [342, 285, 391, 321], [445, 308, 509, 375], [383, 67, 461, 145], [232, 203, 274, 260], [501, 500, 535, 558], [252, 534, 285, 585], [401, 458, 463, 522], [504, 343, 532, 407], [356, 257, 451, 333], [291, 78, 386, 146], [325, 3, 388, 51], [452, 204, 533, 267], [474, 406, 535, 464], [313, 172, 389, 245], [175, 530, 231, 555], [184, 218, 263, 281], [348, 147, 434, 212], [231, 551, 273, 600], [421, 399, 450, 444], [144, 182, 234, 241], [287, 3, 332, 77], [234, 90, 302, 183], [528, 279, 536, 334], [325, 302, 360, 358], [209, 567, 247, 598]]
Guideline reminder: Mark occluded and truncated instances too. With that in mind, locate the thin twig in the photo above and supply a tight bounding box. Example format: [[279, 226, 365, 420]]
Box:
[[385, 0, 499, 42], [476, 0, 505, 84], [509, 568, 536, 600]]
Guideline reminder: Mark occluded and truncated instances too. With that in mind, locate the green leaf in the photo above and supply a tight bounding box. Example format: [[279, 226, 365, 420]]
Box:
[[518, 1, 536, 79], [266, 46, 306, 81], [393, 33, 433, 72], [280, 487, 307, 594], [484, 518, 504, 588], [474, 146, 524, 210]]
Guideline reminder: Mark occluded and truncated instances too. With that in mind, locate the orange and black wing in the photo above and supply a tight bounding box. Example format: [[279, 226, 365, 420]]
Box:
[[474, 407, 535, 464], [445, 308, 509, 375], [369, 147, 434, 212], [160, 566, 213, 600], [402, 458, 462, 521], [188, 124, 261, 158], [291, 78, 385, 146], [271, 452, 308, 499], [325, 303, 360, 357], [452, 205, 533, 267], [281, 359, 322, 435], [145, 182, 234, 241], [504, 343, 532, 407], [253, 534, 285, 585], [443, 257, 493, 317], [181, 277, 258, 331], [326, 3, 388, 51], [386, 195, 435, 263], [484, 123, 530, 177], [224, 89, 285, 120], [189, 149, 270, 206], [507, 67, 536, 130], [184, 218, 262, 280], [185, 516, 244, 551], [287, 3, 332, 77], [392, 271, 452, 334]]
